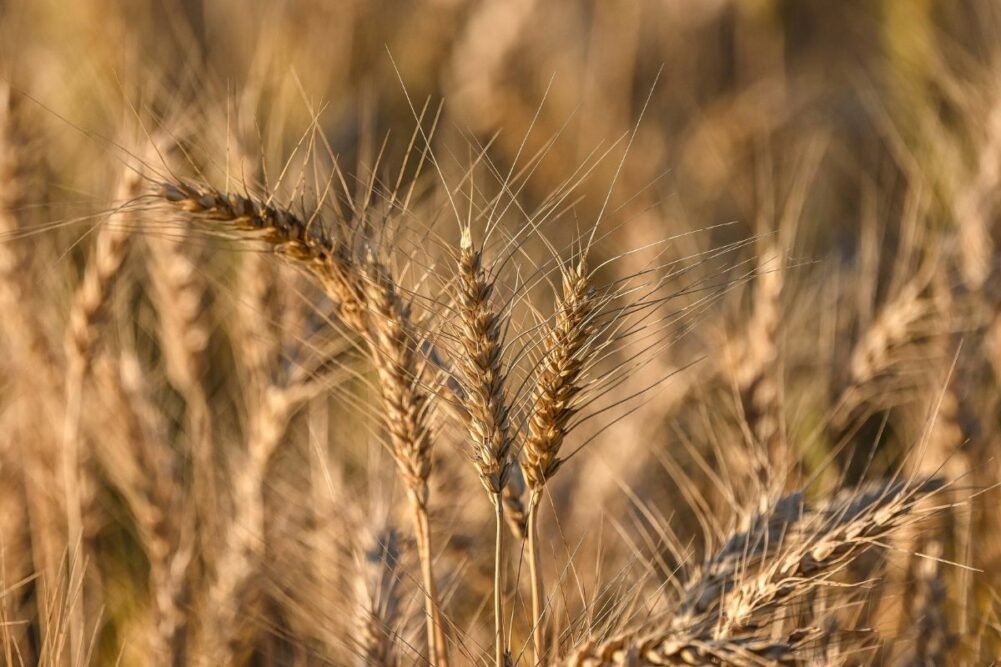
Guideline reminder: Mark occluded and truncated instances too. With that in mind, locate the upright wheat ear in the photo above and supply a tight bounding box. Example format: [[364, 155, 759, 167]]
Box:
[[521, 260, 596, 663], [454, 227, 513, 667], [522, 261, 596, 491]]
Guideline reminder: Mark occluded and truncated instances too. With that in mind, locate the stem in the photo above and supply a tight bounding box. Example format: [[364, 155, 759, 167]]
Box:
[[527, 501, 545, 663], [494, 497, 506, 667], [411, 493, 450, 667], [62, 359, 85, 667]]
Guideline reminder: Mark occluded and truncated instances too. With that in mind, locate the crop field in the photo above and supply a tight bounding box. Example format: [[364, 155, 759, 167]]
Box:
[[0, 1, 999, 665]]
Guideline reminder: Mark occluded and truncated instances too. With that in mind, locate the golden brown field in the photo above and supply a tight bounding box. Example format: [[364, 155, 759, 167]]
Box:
[[1, 1, 1000, 665]]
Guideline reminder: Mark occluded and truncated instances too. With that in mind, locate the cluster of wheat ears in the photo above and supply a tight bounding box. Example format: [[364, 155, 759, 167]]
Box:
[[1, 39, 1001, 663]]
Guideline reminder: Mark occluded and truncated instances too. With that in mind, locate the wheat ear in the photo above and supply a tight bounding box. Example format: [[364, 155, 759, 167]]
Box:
[[521, 260, 596, 662], [354, 526, 403, 667], [156, 181, 449, 666], [61, 166, 143, 658], [453, 228, 514, 667], [361, 257, 450, 667], [156, 181, 367, 331], [569, 479, 942, 666]]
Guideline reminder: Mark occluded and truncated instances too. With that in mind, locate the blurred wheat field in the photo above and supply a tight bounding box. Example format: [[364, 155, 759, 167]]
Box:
[[1, 0, 1001, 665]]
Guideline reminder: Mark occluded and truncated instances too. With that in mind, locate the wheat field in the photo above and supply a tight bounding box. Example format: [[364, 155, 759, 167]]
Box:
[[1, 1, 1000, 665]]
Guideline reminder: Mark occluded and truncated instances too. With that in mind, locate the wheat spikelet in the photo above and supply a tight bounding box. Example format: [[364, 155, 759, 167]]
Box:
[[362, 258, 434, 507], [356, 258, 449, 667], [353, 526, 402, 667]]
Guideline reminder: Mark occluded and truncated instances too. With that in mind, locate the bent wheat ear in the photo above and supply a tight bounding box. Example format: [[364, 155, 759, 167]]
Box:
[[157, 180, 450, 667], [156, 181, 368, 332], [568, 479, 942, 666]]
